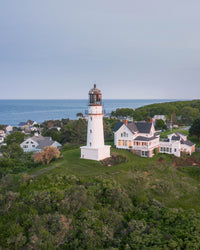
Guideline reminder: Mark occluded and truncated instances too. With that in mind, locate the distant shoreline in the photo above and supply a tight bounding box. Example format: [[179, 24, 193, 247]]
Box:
[[0, 99, 191, 126]]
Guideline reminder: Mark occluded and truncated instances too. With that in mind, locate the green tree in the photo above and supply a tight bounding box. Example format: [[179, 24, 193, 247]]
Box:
[[156, 119, 167, 130], [5, 132, 25, 145], [111, 108, 134, 117], [42, 128, 61, 143], [181, 107, 199, 124], [76, 112, 84, 117], [6, 143, 24, 159], [189, 118, 200, 141]]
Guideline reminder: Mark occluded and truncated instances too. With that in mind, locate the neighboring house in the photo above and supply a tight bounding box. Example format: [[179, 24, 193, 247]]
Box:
[[20, 133, 61, 152], [159, 132, 195, 157], [0, 130, 6, 138], [26, 120, 37, 126], [18, 122, 27, 128], [153, 115, 166, 126], [114, 122, 195, 158], [114, 121, 160, 158], [5, 125, 13, 133], [0, 136, 4, 144], [18, 120, 37, 128]]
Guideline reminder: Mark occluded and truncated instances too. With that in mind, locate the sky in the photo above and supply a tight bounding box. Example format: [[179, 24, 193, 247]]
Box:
[[0, 0, 200, 99]]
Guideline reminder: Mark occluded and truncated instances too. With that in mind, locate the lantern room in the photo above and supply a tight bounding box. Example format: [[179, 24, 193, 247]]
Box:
[[89, 84, 102, 106]]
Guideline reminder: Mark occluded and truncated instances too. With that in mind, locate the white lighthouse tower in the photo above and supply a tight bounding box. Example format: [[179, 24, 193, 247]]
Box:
[[80, 84, 111, 161]]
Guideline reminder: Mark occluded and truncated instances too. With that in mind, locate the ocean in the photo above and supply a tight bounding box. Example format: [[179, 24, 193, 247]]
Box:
[[0, 99, 177, 126]]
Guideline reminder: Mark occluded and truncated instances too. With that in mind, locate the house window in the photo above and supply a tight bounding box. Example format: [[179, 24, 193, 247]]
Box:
[[123, 132, 126, 137], [124, 140, 127, 146], [90, 117, 92, 121], [118, 140, 123, 146], [127, 140, 131, 147], [26, 141, 29, 144], [90, 129, 92, 133], [170, 148, 172, 153], [23, 145, 28, 148], [32, 145, 35, 147], [166, 148, 169, 152], [121, 133, 123, 137], [174, 148, 176, 152], [90, 142, 92, 146], [142, 151, 148, 157]]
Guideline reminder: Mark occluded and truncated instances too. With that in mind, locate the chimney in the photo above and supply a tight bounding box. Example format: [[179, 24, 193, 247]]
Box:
[[34, 132, 39, 137], [150, 118, 153, 123], [94, 84, 96, 88], [124, 119, 128, 125]]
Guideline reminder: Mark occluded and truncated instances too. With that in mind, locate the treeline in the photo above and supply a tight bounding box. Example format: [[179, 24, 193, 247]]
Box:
[[111, 100, 200, 125], [1, 174, 200, 248], [41, 117, 116, 144]]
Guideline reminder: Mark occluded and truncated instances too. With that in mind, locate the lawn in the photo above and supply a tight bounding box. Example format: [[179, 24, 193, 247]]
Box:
[[23, 147, 200, 212]]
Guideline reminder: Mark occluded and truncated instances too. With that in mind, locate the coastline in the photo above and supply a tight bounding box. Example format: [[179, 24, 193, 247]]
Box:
[[0, 99, 180, 126]]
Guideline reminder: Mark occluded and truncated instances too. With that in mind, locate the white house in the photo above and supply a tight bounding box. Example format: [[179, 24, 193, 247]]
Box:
[[0, 136, 4, 144], [20, 133, 61, 152], [159, 132, 195, 157], [114, 122, 195, 158], [114, 121, 160, 157], [0, 130, 6, 138], [5, 125, 13, 133]]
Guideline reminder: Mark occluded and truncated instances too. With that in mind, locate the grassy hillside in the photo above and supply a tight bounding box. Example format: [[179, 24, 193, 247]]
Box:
[[1, 148, 200, 248]]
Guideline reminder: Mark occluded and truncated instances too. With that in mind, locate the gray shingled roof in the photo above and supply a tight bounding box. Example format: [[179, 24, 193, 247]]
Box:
[[126, 123, 138, 133], [135, 122, 152, 134], [172, 136, 181, 141], [113, 121, 153, 134], [113, 122, 124, 132], [181, 140, 195, 146], [134, 135, 158, 141], [27, 134, 59, 150]]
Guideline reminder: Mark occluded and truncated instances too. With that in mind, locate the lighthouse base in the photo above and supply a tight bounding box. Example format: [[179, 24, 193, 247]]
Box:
[[80, 145, 111, 161]]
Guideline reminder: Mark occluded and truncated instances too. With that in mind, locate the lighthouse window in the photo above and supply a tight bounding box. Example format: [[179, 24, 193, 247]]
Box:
[[90, 129, 92, 133], [90, 117, 92, 121]]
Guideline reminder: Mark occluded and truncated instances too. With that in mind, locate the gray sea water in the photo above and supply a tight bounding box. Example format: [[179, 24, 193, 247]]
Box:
[[0, 99, 177, 126]]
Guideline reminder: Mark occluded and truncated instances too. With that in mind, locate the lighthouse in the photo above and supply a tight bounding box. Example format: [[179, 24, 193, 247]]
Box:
[[80, 84, 111, 161]]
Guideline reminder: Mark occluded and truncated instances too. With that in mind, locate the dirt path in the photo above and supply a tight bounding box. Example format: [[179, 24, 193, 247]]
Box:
[[29, 163, 61, 178]]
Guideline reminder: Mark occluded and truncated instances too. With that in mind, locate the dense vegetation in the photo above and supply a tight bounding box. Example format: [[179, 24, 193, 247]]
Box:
[[41, 117, 115, 145], [111, 100, 200, 125], [1, 148, 200, 249]]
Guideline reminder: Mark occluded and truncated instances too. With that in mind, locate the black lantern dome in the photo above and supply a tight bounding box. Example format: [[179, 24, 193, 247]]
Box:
[[89, 84, 102, 106]]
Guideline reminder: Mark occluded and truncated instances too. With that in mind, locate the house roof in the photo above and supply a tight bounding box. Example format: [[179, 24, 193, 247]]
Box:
[[113, 122, 124, 132], [126, 123, 138, 133], [134, 135, 158, 141], [24, 134, 61, 150], [113, 121, 153, 134], [181, 140, 195, 146], [135, 122, 152, 134], [171, 136, 181, 141], [18, 122, 26, 126]]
